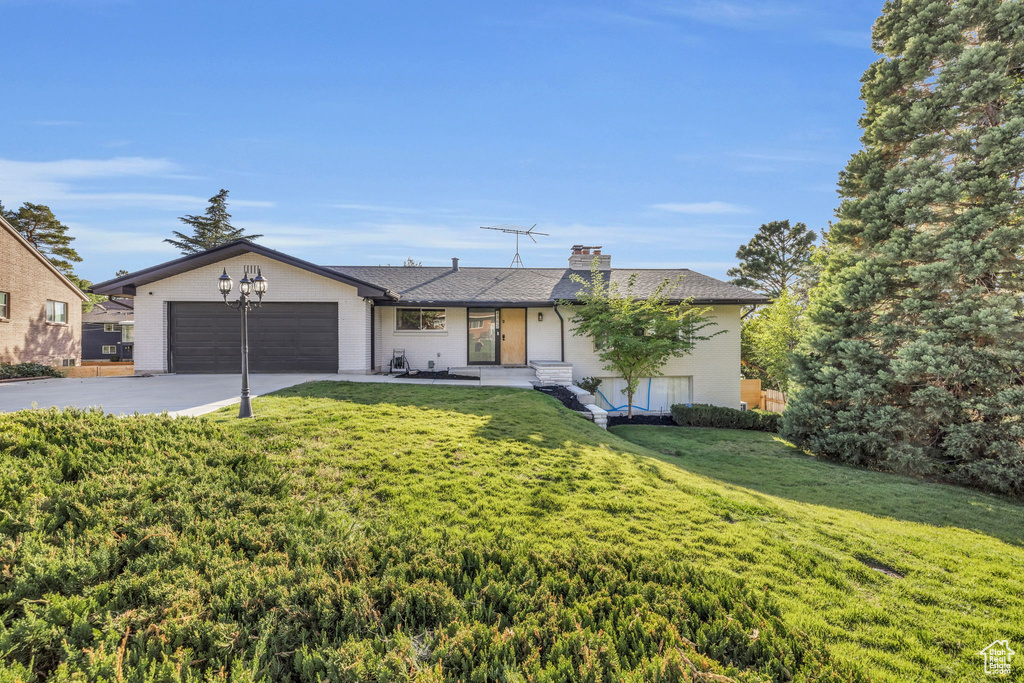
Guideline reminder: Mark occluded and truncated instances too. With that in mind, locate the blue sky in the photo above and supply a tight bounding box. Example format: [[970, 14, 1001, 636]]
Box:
[[1, 0, 881, 283]]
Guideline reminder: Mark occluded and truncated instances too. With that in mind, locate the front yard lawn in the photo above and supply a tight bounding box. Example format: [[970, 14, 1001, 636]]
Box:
[[1, 381, 1022, 682]]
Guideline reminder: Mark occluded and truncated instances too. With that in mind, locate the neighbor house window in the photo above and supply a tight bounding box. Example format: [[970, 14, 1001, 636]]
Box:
[[61, 358, 76, 367], [396, 308, 446, 331], [0, 292, 8, 319], [121, 326, 134, 342], [102, 345, 117, 354], [46, 300, 67, 324], [104, 323, 121, 332]]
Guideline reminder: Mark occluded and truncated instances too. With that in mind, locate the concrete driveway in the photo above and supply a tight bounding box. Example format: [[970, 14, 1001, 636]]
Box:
[[0, 373, 341, 417]]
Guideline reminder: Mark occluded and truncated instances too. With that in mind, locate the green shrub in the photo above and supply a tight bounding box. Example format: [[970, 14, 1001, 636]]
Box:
[[0, 362, 64, 380], [671, 403, 781, 432], [577, 376, 602, 394]]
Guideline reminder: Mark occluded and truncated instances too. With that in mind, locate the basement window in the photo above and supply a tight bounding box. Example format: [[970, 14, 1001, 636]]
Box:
[[396, 308, 446, 331]]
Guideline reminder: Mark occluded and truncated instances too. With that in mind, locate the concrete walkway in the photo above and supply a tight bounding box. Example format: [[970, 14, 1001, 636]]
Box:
[[0, 372, 534, 417]]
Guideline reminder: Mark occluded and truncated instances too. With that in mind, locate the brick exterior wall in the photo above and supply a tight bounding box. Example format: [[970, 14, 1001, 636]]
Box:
[[0, 224, 82, 366], [132, 253, 370, 374], [375, 306, 470, 371]]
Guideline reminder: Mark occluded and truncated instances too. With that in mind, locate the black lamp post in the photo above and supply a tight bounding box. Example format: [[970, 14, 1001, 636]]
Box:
[[218, 266, 268, 418]]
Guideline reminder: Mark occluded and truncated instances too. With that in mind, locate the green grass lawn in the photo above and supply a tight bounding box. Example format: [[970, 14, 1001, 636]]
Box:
[[1, 381, 1022, 682]]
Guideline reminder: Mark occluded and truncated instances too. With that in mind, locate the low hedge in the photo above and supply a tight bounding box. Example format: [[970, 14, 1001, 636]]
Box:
[[671, 403, 781, 432], [0, 362, 64, 380]]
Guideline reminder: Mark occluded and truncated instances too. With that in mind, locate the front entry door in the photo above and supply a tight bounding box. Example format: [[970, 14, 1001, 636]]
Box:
[[499, 308, 526, 365]]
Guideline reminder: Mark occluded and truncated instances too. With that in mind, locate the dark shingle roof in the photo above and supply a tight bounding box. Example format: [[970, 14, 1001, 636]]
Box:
[[327, 266, 766, 305], [83, 298, 135, 324]]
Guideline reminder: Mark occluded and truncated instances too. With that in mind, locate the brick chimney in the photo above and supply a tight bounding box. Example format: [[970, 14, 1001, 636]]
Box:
[[569, 245, 611, 270]]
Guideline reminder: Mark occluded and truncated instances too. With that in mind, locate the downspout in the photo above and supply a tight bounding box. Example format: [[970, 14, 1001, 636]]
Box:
[[553, 304, 565, 362], [369, 302, 375, 372]]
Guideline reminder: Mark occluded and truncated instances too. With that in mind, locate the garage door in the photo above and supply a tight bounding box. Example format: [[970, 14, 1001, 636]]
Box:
[[168, 302, 338, 373]]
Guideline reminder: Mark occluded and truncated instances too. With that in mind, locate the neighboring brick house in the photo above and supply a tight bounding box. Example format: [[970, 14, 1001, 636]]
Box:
[[0, 215, 88, 367], [82, 298, 134, 360]]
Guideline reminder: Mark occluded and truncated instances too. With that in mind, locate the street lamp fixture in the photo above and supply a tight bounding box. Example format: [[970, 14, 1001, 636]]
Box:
[[218, 266, 268, 418]]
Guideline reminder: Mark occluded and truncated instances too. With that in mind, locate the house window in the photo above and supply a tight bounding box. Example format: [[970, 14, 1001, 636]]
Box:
[[104, 323, 121, 332], [396, 308, 446, 331], [121, 326, 134, 342], [46, 300, 68, 324], [469, 319, 484, 329], [102, 345, 117, 354], [61, 358, 76, 367], [0, 292, 8, 319]]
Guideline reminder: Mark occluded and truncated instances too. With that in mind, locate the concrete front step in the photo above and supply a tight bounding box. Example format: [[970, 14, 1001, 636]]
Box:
[[447, 366, 482, 378], [480, 367, 537, 379], [447, 366, 537, 379]]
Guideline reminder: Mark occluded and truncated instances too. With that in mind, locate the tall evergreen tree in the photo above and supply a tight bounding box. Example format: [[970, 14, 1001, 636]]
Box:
[[164, 189, 263, 255], [727, 220, 816, 299], [1, 201, 82, 275], [784, 0, 1024, 495]]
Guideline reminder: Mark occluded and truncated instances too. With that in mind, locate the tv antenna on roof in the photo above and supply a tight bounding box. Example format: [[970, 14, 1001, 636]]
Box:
[[480, 224, 549, 267]]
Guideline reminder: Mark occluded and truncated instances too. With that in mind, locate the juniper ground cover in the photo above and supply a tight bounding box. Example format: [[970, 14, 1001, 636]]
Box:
[[1, 381, 1021, 681]]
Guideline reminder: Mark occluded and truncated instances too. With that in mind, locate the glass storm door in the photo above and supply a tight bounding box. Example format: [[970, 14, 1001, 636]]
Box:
[[468, 308, 498, 364]]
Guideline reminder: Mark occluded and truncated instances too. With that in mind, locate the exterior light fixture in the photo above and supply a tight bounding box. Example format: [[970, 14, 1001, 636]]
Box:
[[538, 311, 544, 322], [218, 266, 269, 418]]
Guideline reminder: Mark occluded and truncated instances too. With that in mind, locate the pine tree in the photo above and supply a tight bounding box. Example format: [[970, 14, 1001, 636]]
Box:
[[727, 220, 816, 299], [2, 201, 82, 275], [164, 189, 263, 255], [783, 0, 1024, 495]]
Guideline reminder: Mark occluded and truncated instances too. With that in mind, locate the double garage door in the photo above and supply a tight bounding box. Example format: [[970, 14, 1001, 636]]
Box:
[[169, 302, 338, 373]]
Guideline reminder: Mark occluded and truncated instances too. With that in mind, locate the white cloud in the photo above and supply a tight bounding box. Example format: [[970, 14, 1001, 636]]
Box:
[[0, 156, 177, 179], [651, 1, 798, 28], [328, 202, 420, 214], [651, 201, 752, 214], [0, 156, 273, 209]]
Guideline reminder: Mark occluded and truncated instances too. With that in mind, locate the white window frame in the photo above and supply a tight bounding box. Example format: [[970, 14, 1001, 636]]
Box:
[[46, 300, 68, 324], [0, 291, 8, 319], [395, 308, 446, 332], [121, 326, 134, 343], [104, 323, 121, 332], [102, 345, 117, 355]]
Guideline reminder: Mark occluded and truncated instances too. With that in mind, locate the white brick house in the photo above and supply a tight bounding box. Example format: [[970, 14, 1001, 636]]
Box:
[[92, 242, 765, 411]]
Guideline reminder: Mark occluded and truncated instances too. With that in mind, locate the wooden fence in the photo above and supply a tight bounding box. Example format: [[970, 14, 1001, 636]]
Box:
[[762, 389, 787, 413], [739, 378, 787, 412], [65, 362, 135, 378]]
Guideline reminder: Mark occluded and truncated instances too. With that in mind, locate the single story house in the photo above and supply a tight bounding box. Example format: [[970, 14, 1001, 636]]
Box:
[[82, 297, 135, 360], [91, 241, 766, 411], [0, 214, 88, 367]]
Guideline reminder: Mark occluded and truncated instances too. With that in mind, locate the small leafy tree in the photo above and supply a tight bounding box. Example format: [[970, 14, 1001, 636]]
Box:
[[728, 220, 816, 299], [164, 189, 263, 255], [2, 201, 82, 275], [562, 263, 721, 418], [741, 290, 803, 392]]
